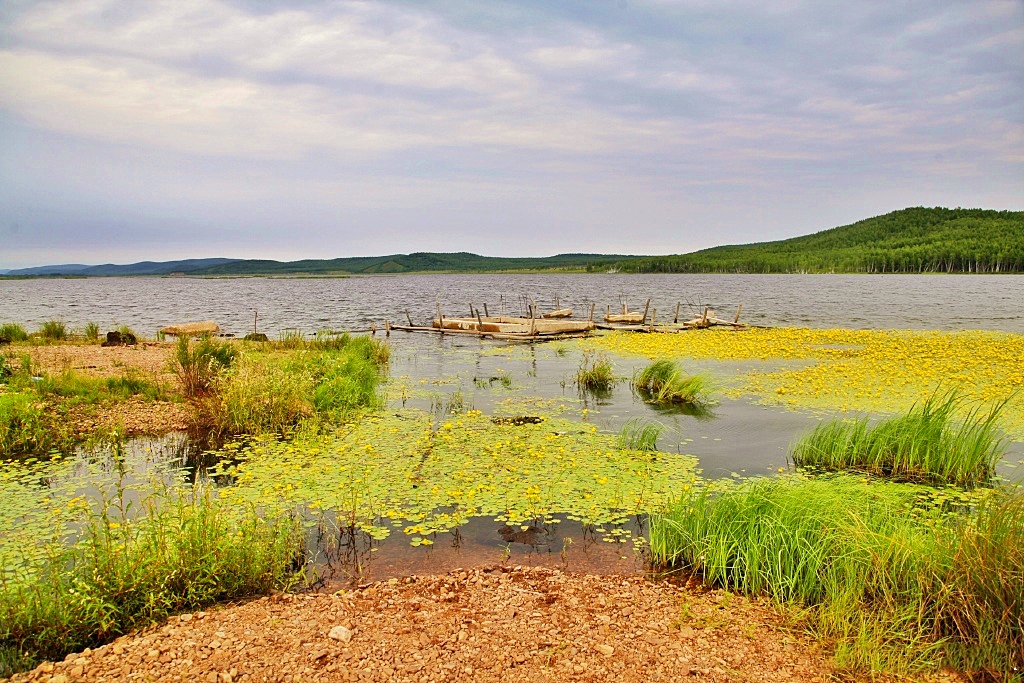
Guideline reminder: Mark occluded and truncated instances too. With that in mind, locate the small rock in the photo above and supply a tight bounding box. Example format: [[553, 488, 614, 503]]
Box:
[[179, 614, 193, 622], [595, 644, 614, 657], [39, 662, 54, 673], [69, 665, 84, 678], [112, 644, 125, 655], [49, 675, 69, 683], [328, 625, 353, 643], [206, 672, 219, 683], [678, 626, 695, 639]]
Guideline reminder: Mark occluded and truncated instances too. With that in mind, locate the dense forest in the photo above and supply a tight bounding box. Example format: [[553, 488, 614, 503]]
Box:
[[611, 208, 1024, 274], [4, 207, 1021, 277]]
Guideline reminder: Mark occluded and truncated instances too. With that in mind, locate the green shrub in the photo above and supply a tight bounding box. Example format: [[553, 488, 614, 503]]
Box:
[[208, 356, 314, 435], [632, 360, 710, 405], [0, 324, 28, 343], [37, 321, 66, 341], [0, 486, 302, 674], [791, 393, 1007, 487], [82, 322, 100, 342], [173, 335, 238, 397]]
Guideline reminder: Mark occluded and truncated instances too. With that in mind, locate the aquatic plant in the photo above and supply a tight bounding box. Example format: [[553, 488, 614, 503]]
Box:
[[632, 360, 710, 405], [215, 409, 698, 543], [575, 351, 615, 391], [616, 418, 663, 452], [591, 327, 1024, 438], [0, 324, 28, 343], [0, 394, 54, 456], [37, 321, 66, 342], [791, 393, 1007, 487], [173, 335, 238, 397], [650, 475, 1023, 677]]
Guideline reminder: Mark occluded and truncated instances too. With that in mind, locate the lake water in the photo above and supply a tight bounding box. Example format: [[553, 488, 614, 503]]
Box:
[[3, 273, 1023, 335], [4, 274, 1022, 582]]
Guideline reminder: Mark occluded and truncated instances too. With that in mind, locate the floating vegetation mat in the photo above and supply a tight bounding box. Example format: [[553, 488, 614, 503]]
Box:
[[213, 409, 699, 545], [590, 328, 1024, 438]]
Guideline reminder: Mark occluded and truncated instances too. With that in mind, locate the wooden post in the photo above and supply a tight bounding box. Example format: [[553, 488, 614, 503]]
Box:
[[649, 309, 656, 333], [437, 303, 444, 334], [530, 303, 537, 336], [476, 309, 483, 329], [701, 307, 709, 327], [469, 304, 474, 317], [483, 303, 489, 317], [606, 305, 611, 320], [674, 302, 680, 324], [641, 299, 651, 324], [622, 301, 627, 314], [370, 322, 376, 335], [588, 303, 595, 322], [405, 310, 413, 326], [734, 304, 743, 324], [253, 310, 258, 336], [385, 320, 391, 337]]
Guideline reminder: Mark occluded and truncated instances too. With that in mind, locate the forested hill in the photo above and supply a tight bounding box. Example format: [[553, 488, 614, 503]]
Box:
[[616, 208, 1024, 274]]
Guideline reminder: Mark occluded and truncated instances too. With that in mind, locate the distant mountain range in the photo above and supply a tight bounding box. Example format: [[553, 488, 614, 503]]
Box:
[[3, 208, 1022, 277]]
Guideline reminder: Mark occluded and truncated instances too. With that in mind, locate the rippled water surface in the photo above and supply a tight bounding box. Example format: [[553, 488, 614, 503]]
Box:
[[3, 273, 1023, 334]]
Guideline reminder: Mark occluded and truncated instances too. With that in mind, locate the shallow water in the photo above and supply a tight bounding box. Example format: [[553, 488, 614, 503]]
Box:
[[4, 273, 1022, 580]]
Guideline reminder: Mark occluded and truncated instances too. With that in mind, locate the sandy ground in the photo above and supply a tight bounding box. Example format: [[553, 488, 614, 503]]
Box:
[[8, 566, 846, 683]]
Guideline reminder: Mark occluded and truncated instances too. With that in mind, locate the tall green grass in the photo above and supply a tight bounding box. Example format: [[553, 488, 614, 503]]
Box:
[[37, 320, 67, 341], [201, 335, 386, 436], [82, 322, 100, 342], [576, 351, 616, 391], [0, 324, 28, 343], [651, 475, 1024, 678], [0, 394, 63, 456], [632, 360, 710, 405], [0, 486, 301, 675], [173, 335, 238, 397], [791, 393, 1007, 487], [616, 418, 663, 451]]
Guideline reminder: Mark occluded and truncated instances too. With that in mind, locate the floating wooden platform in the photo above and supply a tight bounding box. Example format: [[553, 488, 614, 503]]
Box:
[[159, 321, 221, 336]]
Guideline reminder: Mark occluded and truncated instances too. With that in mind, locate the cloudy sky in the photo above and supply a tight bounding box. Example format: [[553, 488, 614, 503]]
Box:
[[0, 0, 1021, 268]]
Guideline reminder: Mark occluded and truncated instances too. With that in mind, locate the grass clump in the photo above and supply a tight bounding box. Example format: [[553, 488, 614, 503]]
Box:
[[791, 393, 1007, 487], [173, 335, 238, 397], [82, 322, 100, 342], [0, 324, 28, 343], [0, 486, 301, 675], [37, 320, 66, 341], [651, 475, 1024, 678], [202, 335, 386, 436], [632, 360, 711, 405], [575, 351, 615, 391], [0, 394, 56, 456], [616, 418, 663, 451]]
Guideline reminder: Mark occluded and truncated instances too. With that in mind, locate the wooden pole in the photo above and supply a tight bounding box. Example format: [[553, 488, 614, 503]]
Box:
[[606, 305, 611, 320], [436, 303, 444, 334], [483, 303, 489, 317], [649, 309, 656, 333], [370, 322, 376, 335], [530, 302, 536, 336], [253, 310, 258, 336], [701, 307, 709, 327], [674, 302, 680, 324], [469, 304, 474, 317], [476, 309, 484, 329], [385, 320, 391, 337], [641, 299, 651, 324], [588, 303, 595, 322], [734, 304, 743, 324], [405, 310, 413, 326]]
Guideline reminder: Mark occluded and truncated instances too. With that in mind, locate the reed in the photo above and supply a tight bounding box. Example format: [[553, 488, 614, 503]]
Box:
[[632, 360, 710, 405], [791, 393, 1007, 487], [82, 322, 100, 342], [650, 475, 1024, 677], [575, 351, 616, 391]]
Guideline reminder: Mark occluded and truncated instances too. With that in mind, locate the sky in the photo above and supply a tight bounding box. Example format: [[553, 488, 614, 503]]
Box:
[[0, 0, 1021, 269]]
